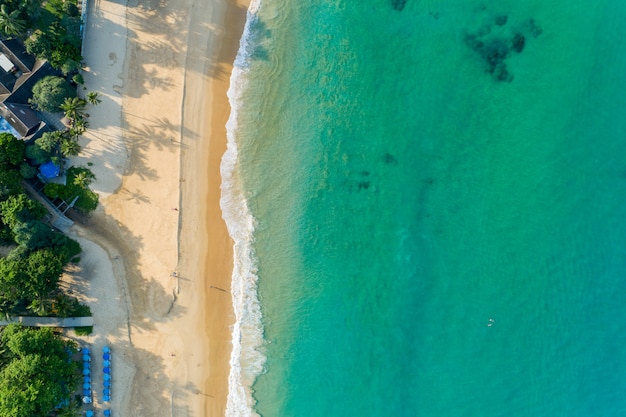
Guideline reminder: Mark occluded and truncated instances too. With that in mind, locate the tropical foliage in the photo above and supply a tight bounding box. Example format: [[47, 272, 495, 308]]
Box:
[[9, 0, 85, 73], [44, 166, 98, 213], [0, 324, 80, 417]]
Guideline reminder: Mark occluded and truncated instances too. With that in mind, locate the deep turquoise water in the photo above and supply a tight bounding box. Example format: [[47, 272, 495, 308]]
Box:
[[221, 1, 626, 416]]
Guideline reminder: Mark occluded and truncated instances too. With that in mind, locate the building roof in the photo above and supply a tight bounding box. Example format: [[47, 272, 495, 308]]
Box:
[[6, 60, 59, 105], [0, 38, 60, 141], [0, 39, 35, 72], [0, 102, 41, 137]]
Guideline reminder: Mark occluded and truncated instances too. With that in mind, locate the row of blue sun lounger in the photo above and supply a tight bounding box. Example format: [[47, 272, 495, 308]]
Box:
[[82, 346, 112, 416]]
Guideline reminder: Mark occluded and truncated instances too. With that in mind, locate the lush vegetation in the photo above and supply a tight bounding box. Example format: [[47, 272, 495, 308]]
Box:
[[0, 0, 84, 74], [0, 324, 80, 417], [44, 166, 98, 213], [0, 134, 92, 319], [0, 5, 101, 415]]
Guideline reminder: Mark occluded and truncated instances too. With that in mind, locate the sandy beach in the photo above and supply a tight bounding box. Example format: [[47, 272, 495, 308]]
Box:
[[65, 0, 249, 415]]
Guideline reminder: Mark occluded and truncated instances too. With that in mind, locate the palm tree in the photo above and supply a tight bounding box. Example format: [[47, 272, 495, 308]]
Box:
[[86, 91, 101, 105], [0, 5, 26, 37], [52, 294, 75, 318], [27, 297, 50, 316], [72, 117, 89, 134], [60, 138, 81, 157], [59, 97, 86, 123], [72, 170, 94, 187]]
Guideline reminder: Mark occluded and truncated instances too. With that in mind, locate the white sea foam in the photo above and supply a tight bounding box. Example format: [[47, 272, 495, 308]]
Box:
[[221, 1, 266, 416]]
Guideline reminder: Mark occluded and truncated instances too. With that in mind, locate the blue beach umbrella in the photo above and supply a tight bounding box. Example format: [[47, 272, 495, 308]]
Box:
[[86, 410, 94, 417], [103, 367, 111, 374], [104, 410, 111, 417], [103, 373, 111, 381], [82, 369, 90, 376], [82, 347, 90, 354], [82, 389, 90, 397], [103, 352, 111, 360], [103, 380, 111, 388], [82, 354, 90, 361], [103, 346, 110, 353], [82, 382, 90, 390], [103, 388, 111, 395], [103, 360, 111, 367], [103, 395, 110, 402], [83, 375, 91, 382]]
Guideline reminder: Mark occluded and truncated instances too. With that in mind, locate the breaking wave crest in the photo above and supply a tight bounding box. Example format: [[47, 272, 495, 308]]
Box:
[[221, 1, 266, 416]]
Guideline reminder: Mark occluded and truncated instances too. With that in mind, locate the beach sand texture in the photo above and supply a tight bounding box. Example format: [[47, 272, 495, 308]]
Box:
[[65, 0, 249, 415]]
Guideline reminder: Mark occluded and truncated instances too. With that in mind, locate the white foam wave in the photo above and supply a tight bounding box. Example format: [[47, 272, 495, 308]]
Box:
[[221, 1, 266, 415]]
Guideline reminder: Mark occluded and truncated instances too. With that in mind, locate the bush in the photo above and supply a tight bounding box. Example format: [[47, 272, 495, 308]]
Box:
[[19, 163, 37, 179], [74, 326, 92, 336], [71, 73, 84, 85], [43, 183, 64, 199], [0, 169, 23, 199], [25, 143, 53, 165]]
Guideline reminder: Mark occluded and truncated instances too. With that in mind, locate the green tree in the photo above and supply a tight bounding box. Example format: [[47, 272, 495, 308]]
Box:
[[18, 163, 36, 179], [34, 131, 63, 153], [23, 249, 63, 311], [0, 169, 22, 199], [2, 324, 71, 364], [0, 133, 25, 167], [0, 258, 27, 303], [29, 76, 75, 112], [45, 233, 81, 264], [25, 142, 52, 165], [24, 30, 54, 59], [0, 193, 47, 230], [12, 220, 54, 250], [0, 4, 26, 37], [0, 324, 79, 417]]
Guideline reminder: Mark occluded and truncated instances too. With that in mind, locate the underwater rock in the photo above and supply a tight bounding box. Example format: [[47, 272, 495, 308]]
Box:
[[357, 181, 370, 191], [523, 18, 543, 38], [484, 39, 510, 69], [391, 0, 407, 11], [511, 33, 525, 53], [494, 15, 508, 26], [465, 12, 541, 82], [493, 63, 513, 82], [383, 153, 398, 165]]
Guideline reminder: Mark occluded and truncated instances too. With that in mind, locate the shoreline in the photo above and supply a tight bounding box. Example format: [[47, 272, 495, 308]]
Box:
[[74, 0, 250, 415]]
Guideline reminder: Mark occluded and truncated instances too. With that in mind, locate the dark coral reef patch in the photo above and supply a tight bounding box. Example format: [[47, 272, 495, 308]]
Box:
[[465, 13, 542, 82]]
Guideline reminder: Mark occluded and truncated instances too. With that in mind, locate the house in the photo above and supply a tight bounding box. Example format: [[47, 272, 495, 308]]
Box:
[[0, 102, 47, 138], [0, 38, 36, 95], [0, 38, 60, 141]]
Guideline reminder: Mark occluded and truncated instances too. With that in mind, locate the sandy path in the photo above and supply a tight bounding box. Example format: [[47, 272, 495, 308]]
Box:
[[70, 0, 249, 415]]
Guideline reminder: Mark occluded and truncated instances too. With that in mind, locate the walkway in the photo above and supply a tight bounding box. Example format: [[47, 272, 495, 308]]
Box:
[[0, 316, 93, 327]]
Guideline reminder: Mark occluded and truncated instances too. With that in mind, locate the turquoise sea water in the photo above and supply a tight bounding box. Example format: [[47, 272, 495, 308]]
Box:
[[221, 1, 626, 416]]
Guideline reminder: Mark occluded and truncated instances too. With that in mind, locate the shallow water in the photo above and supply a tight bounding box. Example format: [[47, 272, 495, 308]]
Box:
[[222, 1, 626, 415]]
